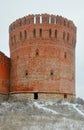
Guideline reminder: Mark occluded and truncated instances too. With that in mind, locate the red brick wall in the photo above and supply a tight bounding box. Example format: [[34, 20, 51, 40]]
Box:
[[9, 14, 76, 96], [0, 52, 10, 93]]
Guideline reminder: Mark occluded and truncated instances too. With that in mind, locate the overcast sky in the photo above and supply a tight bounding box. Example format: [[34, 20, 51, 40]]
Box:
[[0, 0, 84, 99]]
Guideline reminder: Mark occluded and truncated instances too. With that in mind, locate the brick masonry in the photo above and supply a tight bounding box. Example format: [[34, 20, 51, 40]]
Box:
[[0, 52, 10, 94], [0, 14, 77, 100]]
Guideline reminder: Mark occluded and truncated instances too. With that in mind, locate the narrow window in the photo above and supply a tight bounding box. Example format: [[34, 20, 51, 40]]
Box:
[[20, 32, 22, 40], [25, 70, 28, 76], [39, 28, 42, 37], [33, 29, 36, 38], [50, 70, 54, 80], [64, 94, 67, 99], [64, 20, 66, 26], [64, 52, 67, 59], [36, 49, 39, 56], [55, 30, 57, 38], [49, 29, 52, 37], [50, 70, 54, 76], [67, 33, 69, 41], [24, 30, 27, 39], [34, 92, 38, 100], [63, 32, 65, 40]]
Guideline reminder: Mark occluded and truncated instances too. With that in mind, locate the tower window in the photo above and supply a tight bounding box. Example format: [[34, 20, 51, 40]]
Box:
[[50, 70, 54, 80], [64, 20, 66, 26], [55, 30, 57, 38], [50, 70, 54, 76], [64, 52, 67, 59], [25, 70, 28, 76], [20, 32, 22, 40], [49, 29, 52, 37], [39, 28, 42, 37], [33, 29, 36, 38], [36, 49, 39, 56]]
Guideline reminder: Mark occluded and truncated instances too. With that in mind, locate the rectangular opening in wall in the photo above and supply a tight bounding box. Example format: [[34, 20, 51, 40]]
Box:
[[34, 92, 38, 100], [64, 94, 67, 99]]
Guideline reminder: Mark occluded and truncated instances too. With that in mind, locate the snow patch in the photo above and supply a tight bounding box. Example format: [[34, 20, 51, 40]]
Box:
[[63, 102, 84, 116], [33, 101, 58, 115], [72, 104, 84, 116], [1, 102, 13, 108]]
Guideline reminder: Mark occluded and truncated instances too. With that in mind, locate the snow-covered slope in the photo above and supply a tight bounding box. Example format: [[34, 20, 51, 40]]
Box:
[[0, 99, 84, 130]]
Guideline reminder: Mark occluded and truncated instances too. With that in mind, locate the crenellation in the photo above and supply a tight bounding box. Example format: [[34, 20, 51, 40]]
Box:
[[21, 17, 26, 25], [59, 16, 63, 26], [64, 18, 67, 26], [42, 14, 49, 24], [13, 23, 15, 29], [56, 15, 61, 25], [51, 15, 55, 24], [15, 19, 21, 28], [25, 15, 30, 24], [36, 14, 40, 24], [25, 14, 34, 24], [9, 14, 76, 33]]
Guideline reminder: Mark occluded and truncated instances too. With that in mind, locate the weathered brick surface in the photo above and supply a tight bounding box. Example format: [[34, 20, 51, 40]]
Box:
[[8, 14, 76, 99], [0, 52, 10, 93], [0, 14, 76, 99]]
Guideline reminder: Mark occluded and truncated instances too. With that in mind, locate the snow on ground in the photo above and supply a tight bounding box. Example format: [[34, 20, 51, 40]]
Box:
[[63, 101, 84, 116], [0, 99, 84, 130], [72, 104, 84, 116], [33, 101, 58, 115]]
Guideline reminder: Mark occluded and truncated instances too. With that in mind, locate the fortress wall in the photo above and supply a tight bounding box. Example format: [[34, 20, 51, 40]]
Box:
[[0, 52, 10, 94]]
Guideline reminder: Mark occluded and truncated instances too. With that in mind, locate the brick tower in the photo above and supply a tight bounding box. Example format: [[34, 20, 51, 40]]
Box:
[[9, 14, 76, 100]]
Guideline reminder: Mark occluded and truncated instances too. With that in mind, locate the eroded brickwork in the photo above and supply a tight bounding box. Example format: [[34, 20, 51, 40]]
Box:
[[8, 13, 76, 99]]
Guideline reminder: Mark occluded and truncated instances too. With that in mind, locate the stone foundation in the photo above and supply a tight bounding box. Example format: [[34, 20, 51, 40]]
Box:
[[5, 93, 75, 101]]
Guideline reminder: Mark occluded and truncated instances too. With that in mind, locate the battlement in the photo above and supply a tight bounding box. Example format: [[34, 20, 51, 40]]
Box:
[[9, 14, 76, 50], [9, 14, 76, 32]]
